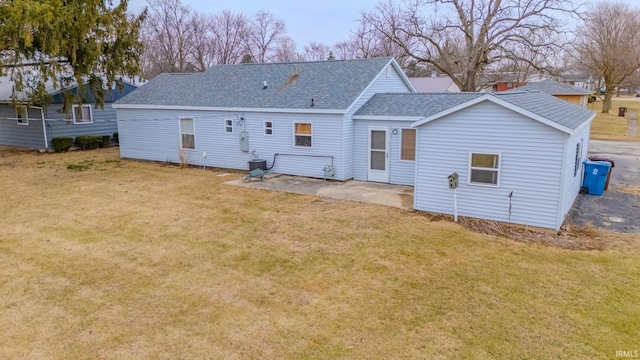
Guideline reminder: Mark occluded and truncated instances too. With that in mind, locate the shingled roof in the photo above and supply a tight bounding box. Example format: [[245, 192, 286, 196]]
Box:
[[506, 80, 592, 95], [354, 90, 594, 133], [115, 57, 404, 111], [354, 92, 484, 117]]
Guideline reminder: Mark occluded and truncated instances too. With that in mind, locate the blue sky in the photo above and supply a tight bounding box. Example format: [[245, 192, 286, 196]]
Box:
[[128, 0, 640, 51]]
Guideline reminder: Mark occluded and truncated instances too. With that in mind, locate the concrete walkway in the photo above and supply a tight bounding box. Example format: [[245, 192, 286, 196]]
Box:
[[627, 110, 639, 137], [225, 174, 415, 210]]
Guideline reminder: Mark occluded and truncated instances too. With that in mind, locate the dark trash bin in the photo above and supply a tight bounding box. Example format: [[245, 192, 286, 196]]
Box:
[[588, 155, 615, 190], [582, 161, 611, 196], [618, 107, 627, 117]]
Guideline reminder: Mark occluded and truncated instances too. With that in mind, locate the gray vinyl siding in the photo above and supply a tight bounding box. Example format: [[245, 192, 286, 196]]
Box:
[[0, 105, 46, 148], [559, 122, 591, 225], [116, 109, 346, 180], [414, 101, 566, 230], [343, 64, 413, 179], [44, 104, 118, 146], [353, 119, 415, 185]]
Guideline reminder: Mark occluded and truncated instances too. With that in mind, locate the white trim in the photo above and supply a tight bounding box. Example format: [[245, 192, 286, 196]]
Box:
[[353, 115, 424, 121], [467, 152, 502, 187], [264, 120, 273, 136], [72, 104, 93, 124], [367, 126, 390, 183], [399, 128, 416, 162], [293, 121, 313, 148], [555, 137, 569, 229], [15, 105, 28, 125], [344, 58, 416, 115], [112, 103, 345, 114], [573, 113, 596, 133], [413, 127, 420, 209], [411, 94, 576, 135], [224, 118, 234, 134], [30, 106, 47, 148], [179, 117, 196, 150]]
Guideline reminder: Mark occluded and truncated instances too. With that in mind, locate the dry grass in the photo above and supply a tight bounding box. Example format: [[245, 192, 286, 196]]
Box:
[[588, 98, 640, 141], [1, 148, 640, 359], [613, 183, 640, 195]]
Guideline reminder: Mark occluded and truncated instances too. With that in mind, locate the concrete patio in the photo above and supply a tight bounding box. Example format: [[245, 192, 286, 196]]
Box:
[[225, 174, 415, 210]]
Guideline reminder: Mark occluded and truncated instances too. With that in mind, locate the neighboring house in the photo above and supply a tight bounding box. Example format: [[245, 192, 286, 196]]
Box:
[[506, 80, 592, 108], [493, 80, 526, 92], [0, 77, 143, 149], [114, 57, 594, 230], [559, 72, 596, 91], [409, 76, 460, 92]]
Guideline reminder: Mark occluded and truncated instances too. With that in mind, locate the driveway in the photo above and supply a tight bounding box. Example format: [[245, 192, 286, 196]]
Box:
[[569, 140, 640, 233]]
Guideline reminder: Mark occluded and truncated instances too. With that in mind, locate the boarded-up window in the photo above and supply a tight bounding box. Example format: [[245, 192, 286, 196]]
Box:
[[401, 129, 416, 161], [72, 105, 92, 124], [16, 105, 28, 125], [469, 153, 500, 186], [294, 123, 312, 147], [180, 118, 195, 149]]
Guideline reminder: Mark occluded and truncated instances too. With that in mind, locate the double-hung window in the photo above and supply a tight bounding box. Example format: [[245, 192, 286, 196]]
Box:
[[16, 105, 28, 125], [294, 123, 312, 147], [264, 121, 273, 135], [225, 119, 233, 133], [469, 153, 500, 186], [180, 118, 195, 149], [72, 104, 93, 124]]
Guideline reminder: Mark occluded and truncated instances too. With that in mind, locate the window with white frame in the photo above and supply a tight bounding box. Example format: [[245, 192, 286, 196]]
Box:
[[294, 122, 312, 147], [264, 121, 273, 135], [72, 104, 93, 124], [469, 153, 500, 186], [400, 129, 416, 161], [180, 118, 195, 149], [16, 105, 28, 125], [225, 119, 233, 133]]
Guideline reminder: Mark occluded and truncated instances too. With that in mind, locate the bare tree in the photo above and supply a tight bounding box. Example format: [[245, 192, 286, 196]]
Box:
[[190, 12, 216, 72], [574, 2, 640, 113], [210, 10, 250, 65], [274, 36, 298, 62], [363, 0, 580, 91], [332, 40, 357, 60], [246, 11, 286, 63], [303, 41, 331, 61], [142, 0, 199, 78]]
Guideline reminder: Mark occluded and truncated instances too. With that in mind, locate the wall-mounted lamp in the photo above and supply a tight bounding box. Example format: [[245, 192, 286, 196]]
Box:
[[391, 128, 398, 135]]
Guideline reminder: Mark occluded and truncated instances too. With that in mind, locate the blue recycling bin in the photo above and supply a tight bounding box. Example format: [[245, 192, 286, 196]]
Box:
[[582, 161, 612, 196]]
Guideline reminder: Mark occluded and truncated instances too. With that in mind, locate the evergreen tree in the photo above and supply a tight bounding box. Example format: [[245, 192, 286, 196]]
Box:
[[0, 0, 146, 110]]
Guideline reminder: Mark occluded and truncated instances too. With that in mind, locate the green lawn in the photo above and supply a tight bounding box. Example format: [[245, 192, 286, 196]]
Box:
[[1, 148, 639, 359]]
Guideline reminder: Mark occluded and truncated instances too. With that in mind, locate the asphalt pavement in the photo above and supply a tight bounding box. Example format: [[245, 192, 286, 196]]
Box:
[[569, 140, 640, 233]]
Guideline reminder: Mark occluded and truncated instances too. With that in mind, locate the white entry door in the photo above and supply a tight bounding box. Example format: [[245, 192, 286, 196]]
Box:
[[367, 126, 389, 183]]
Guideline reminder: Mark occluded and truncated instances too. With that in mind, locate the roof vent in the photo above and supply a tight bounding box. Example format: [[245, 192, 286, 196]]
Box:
[[293, 65, 298, 76], [310, 98, 314, 107], [263, 80, 267, 89]]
